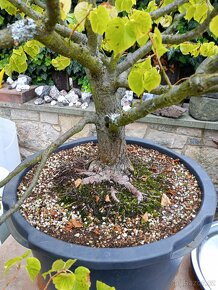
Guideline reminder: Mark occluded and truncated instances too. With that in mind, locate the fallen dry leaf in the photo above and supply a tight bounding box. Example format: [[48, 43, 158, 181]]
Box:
[[161, 193, 171, 207], [95, 195, 100, 203], [93, 228, 100, 235], [65, 219, 83, 231], [74, 178, 82, 188], [141, 175, 148, 182], [105, 194, 111, 202], [141, 212, 149, 223]]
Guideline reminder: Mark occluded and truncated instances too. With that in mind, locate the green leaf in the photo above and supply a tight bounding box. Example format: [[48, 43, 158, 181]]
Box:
[[65, 259, 77, 270], [210, 15, 218, 38], [89, 6, 110, 35], [115, 0, 136, 13], [96, 281, 116, 290], [52, 55, 71, 71], [151, 27, 168, 58], [105, 17, 136, 56], [52, 260, 66, 272], [26, 257, 41, 281], [4, 256, 22, 273], [129, 10, 152, 42], [53, 273, 75, 290], [0, 0, 17, 15], [143, 67, 161, 93], [74, 2, 92, 32], [72, 266, 90, 290]]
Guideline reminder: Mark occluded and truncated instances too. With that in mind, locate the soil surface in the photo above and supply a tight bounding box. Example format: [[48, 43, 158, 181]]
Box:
[[19, 143, 201, 248]]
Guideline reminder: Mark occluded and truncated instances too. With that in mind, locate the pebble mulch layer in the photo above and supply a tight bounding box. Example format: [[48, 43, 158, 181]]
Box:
[[19, 143, 201, 248]]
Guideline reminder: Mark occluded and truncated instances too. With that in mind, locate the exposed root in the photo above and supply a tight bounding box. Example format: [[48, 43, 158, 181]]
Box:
[[81, 169, 145, 203], [110, 186, 120, 203]]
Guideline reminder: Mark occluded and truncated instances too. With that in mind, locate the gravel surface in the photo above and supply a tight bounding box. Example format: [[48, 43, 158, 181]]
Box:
[[19, 143, 201, 248]]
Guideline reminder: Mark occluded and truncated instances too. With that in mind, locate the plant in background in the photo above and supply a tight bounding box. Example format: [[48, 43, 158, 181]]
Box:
[[4, 251, 115, 290]]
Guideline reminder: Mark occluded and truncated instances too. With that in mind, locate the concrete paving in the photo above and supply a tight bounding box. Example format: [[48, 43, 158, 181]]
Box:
[[0, 235, 200, 290]]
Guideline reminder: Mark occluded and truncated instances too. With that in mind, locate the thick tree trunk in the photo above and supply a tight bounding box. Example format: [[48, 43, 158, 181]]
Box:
[[88, 71, 132, 173]]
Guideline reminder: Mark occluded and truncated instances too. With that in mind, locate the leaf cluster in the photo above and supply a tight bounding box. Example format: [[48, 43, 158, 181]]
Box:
[[4, 251, 115, 290]]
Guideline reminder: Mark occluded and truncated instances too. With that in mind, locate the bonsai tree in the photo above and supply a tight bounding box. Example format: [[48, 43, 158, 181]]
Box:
[[0, 0, 218, 224]]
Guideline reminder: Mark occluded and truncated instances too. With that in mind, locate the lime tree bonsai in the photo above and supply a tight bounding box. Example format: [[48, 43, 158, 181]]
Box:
[[0, 0, 218, 228]]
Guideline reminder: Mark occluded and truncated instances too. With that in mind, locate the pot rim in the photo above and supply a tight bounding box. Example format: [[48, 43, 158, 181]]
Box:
[[3, 137, 217, 269]]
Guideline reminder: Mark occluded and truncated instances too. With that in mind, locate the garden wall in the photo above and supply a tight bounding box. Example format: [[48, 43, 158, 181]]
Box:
[[0, 101, 218, 190]]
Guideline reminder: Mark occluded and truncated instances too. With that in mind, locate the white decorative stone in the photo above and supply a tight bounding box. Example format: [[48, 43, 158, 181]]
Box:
[[142, 93, 156, 102], [65, 91, 79, 104], [81, 92, 92, 103], [81, 102, 89, 109], [60, 90, 67, 96], [49, 86, 60, 100], [17, 74, 32, 85], [6, 77, 14, 85], [69, 102, 74, 107], [57, 95, 69, 104], [75, 101, 82, 107], [51, 100, 57, 106], [16, 84, 30, 91], [11, 81, 17, 89], [35, 85, 51, 97], [121, 90, 133, 107], [34, 98, 44, 105], [44, 95, 52, 103]]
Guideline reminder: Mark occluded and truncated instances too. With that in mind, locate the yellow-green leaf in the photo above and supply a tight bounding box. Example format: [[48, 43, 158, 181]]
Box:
[[151, 27, 168, 58], [89, 6, 110, 35], [60, 0, 72, 20], [105, 17, 136, 56], [23, 40, 44, 59], [53, 273, 75, 290], [52, 259, 66, 272], [74, 2, 92, 32], [143, 67, 161, 92], [129, 10, 152, 41], [115, 0, 136, 13], [4, 256, 22, 274], [52, 55, 71, 71], [128, 66, 144, 96], [73, 266, 90, 290], [96, 281, 116, 290], [26, 257, 41, 281], [210, 15, 218, 38], [0, 68, 4, 89], [0, 0, 17, 15]]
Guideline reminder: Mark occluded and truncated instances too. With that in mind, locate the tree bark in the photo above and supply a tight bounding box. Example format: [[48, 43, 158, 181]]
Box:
[[88, 71, 132, 173]]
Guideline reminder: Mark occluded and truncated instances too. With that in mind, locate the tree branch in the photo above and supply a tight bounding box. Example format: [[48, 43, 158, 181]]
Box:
[[109, 73, 218, 128], [44, 0, 60, 32], [117, 6, 218, 75], [0, 114, 97, 225], [0, 27, 14, 48], [150, 0, 188, 20], [162, 6, 218, 45], [36, 30, 102, 73]]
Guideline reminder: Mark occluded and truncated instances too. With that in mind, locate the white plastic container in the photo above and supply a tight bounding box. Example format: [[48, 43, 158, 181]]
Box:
[[0, 117, 21, 171], [0, 167, 9, 244], [0, 117, 21, 244]]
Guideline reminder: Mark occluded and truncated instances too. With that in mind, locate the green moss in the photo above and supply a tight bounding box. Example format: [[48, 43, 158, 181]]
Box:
[[57, 157, 168, 223]]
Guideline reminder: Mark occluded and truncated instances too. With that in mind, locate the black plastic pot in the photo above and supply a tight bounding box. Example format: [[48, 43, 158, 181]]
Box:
[[3, 137, 217, 290]]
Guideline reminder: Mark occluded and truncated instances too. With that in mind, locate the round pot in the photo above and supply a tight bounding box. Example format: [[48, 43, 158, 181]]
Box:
[[3, 137, 217, 290]]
